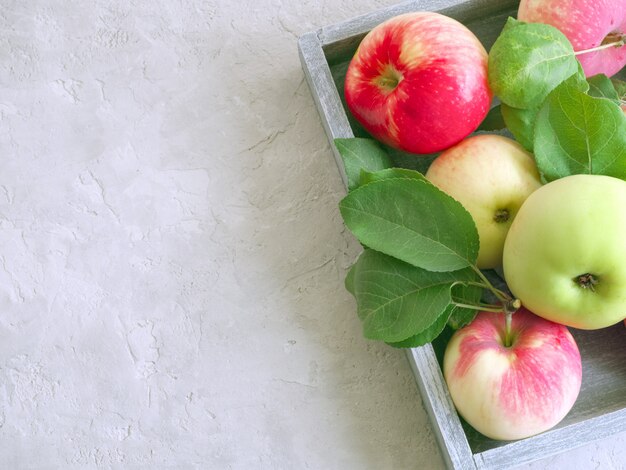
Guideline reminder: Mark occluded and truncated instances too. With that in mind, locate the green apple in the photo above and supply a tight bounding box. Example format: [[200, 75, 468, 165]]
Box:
[[426, 134, 542, 269], [503, 174, 626, 330]]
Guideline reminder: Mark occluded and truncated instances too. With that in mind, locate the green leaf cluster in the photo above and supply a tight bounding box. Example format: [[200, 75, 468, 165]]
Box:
[[334, 15, 626, 349], [335, 140, 488, 346], [488, 17, 626, 182]]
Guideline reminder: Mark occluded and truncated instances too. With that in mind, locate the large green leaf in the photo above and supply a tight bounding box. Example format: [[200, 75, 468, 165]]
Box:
[[335, 138, 392, 191], [339, 178, 479, 272], [501, 104, 539, 151], [534, 81, 626, 181], [500, 70, 588, 152], [386, 304, 452, 348], [488, 18, 579, 109], [359, 167, 427, 186], [388, 285, 483, 348], [349, 250, 479, 343]]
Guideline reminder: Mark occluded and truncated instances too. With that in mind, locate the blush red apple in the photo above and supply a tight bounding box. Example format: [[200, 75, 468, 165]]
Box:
[[443, 308, 582, 440], [425, 134, 542, 269], [344, 12, 492, 154], [518, 0, 626, 77]]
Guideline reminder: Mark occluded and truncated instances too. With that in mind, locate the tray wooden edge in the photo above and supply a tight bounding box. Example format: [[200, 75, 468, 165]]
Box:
[[474, 408, 626, 468], [298, 31, 352, 188], [406, 347, 476, 469]]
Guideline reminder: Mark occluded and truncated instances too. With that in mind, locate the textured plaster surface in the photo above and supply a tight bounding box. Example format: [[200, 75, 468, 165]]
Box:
[[0, 1, 624, 469]]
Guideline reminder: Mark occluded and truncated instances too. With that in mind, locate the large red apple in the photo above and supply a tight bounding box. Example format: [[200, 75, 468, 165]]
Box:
[[443, 308, 582, 441], [344, 12, 492, 154], [518, 0, 626, 77]]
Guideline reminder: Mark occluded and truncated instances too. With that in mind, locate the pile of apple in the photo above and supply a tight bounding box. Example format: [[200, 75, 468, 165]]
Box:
[[337, 0, 626, 441]]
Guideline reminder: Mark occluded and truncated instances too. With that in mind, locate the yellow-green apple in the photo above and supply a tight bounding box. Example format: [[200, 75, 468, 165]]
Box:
[[503, 174, 626, 329], [444, 308, 582, 440], [425, 134, 542, 269], [344, 12, 492, 154], [518, 0, 626, 77]]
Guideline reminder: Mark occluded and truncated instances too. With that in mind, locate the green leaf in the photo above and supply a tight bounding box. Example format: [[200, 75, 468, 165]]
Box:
[[501, 104, 539, 151], [447, 282, 483, 329], [339, 178, 479, 272], [359, 167, 427, 186], [349, 250, 479, 343], [588, 74, 620, 103], [488, 18, 578, 109], [611, 78, 626, 99], [477, 105, 506, 132], [388, 279, 483, 347], [345, 263, 357, 296], [500, 71, 589, 152], [335, 138, 392, 191], [386, 304, 452, 348], [534, 81, 626, 181], [384, 146, 438, 174], [446, 305, 478, 331], [571, 61, 591, 92]]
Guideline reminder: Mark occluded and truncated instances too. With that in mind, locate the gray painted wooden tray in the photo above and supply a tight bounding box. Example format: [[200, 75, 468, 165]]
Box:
[[298, 1, 626, 468]]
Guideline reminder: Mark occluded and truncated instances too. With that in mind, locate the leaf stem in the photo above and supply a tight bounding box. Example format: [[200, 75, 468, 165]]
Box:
[[452, 301, 504, 313], [575, 35, 626, 56], [452, 280, 490, 290], [470, 266, 511, 303]]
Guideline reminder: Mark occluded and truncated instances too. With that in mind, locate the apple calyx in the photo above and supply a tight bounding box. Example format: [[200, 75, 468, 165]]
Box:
[[575, 273, 599, 292], [493, 208, 510, 223], [373, 65, 403, 94]]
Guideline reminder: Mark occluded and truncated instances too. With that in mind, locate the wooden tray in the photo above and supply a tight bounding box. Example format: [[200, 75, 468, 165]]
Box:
[[298, 1, 626, 468]]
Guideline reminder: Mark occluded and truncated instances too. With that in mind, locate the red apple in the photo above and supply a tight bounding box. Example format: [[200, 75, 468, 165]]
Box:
[[518, 0, 626, 77], [443, 308, 582, 440], [344, 12, 492, 154], [425, 135, 542, 269]]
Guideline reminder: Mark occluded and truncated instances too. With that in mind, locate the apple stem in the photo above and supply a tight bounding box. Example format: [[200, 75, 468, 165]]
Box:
[[574, 35, 626, 56], [503, 299, 521, 347], [504, 311, 513, 347]]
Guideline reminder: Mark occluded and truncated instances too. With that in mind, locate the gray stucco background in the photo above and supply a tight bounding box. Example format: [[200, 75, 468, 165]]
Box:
[[1, 1, 624, 468]]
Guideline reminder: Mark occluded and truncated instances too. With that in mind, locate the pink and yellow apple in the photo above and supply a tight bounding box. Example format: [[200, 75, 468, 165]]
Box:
[[425, 134, 542, 269], [518, 0, 626, 77], [444, 308, 582, 441], [344, 12, 492, 154]]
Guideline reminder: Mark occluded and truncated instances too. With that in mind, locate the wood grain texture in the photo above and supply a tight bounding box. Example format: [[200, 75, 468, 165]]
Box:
[[298, 1, 626, 468], [407, 346, 476, 469], [298, 33, 353, 187]]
